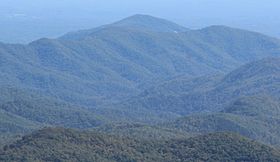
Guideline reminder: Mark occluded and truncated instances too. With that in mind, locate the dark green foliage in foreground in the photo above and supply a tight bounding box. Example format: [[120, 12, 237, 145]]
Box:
[[1, 128, 280, 162], [0, 128, 164, 162], [161, 132, 280, 162]]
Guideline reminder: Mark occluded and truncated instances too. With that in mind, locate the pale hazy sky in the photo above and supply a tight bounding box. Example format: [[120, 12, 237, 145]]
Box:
[[0, 0, 279, 43]]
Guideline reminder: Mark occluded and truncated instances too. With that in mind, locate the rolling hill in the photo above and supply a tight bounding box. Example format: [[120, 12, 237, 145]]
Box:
[[0, 109, 40, 145], [0, 87, 104, 133], [94, 122, 192, 140], [166, 95, 280, 146], [1, 127, 280, 162], [102, 57, 280, 123]]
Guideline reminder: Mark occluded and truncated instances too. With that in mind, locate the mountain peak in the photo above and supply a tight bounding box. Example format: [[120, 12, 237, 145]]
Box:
[[124, 14, 157, 20], [118, 14, 168, 23], [60, 14, 189, 40], [112, 14, 188, 32]]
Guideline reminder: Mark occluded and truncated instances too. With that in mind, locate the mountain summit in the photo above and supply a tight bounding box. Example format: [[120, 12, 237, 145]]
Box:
[[60, 14, 188, 40], [112, 14, 189, 32]]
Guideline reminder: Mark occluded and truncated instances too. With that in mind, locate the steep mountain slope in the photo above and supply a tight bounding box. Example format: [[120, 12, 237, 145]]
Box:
[[1, 128, 280, 162], [166, 95, 280, 146], [105, 57, 280, 123], [1, 15, 280, 108]]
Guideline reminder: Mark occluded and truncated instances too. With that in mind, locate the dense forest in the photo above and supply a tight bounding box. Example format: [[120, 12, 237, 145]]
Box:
[[1, 128, 280, 162]]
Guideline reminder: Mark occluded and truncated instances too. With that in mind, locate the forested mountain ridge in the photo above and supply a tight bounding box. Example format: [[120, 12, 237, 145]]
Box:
[[0, 86, 104, 144], [1, 127, 280, 162], [1, 15, 280, 160], [1, 15, 280, 108], [102, 57, 280, 124]]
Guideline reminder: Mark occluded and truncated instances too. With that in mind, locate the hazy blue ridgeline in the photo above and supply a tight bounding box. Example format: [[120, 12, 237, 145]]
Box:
[[0, 15, 280, 151]]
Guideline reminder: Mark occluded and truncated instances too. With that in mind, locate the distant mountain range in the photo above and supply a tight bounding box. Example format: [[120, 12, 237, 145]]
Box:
[[1, 14, 279, 108], [0, 15, 280, 160]]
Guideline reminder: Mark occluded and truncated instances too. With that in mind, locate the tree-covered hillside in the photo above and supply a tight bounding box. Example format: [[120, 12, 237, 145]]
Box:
[[1, 128, 280, 162], [1, 15, 280, 161], [0, 109, 40, 145], [166, 95, 280, 146], [94, 122, 192, 140], [103, 58, 280, 123], [0, 87, 104, 132]]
